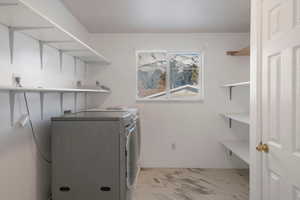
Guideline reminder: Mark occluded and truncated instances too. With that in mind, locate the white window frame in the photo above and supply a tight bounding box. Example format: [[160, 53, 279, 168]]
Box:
[[136, 50, 205, 102]]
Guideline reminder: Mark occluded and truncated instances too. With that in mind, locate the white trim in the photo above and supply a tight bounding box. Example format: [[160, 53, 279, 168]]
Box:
[[250, 0, 263, 199], [135, 50, 205, 101]]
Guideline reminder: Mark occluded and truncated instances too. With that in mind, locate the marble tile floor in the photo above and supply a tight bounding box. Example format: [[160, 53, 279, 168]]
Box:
[[133, 168, 249, 200]]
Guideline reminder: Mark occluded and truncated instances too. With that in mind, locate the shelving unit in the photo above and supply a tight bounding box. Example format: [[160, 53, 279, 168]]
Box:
[[220, 113, 249, 128], [0, 0, 110, 68], [220, 46, 250, 165], [221, 141, 249, 164], [221, 81, 250, 100], [226, 46, 250, 56], [0, 86, 110, 126]]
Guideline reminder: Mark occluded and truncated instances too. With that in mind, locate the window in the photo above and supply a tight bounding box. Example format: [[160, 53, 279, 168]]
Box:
[[136, 51, 203, 101]]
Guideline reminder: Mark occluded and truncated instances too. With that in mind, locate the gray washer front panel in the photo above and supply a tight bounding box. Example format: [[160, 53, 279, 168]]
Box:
[[51, 112, 130, 200]]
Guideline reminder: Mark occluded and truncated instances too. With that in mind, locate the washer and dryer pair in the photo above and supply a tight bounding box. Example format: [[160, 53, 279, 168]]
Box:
[[51, 109, 140, 200]]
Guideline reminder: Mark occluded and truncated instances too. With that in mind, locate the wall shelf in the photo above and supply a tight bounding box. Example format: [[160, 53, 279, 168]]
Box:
[[226, 46, 250, 56], [221, 81, 250, 100], [221, 46, 250, 165], [0, 0, 110, 67], [220, 113, 249, 128], [0, 86, 110, 126], [222, 81, 250, 88], [221, 140, 249, 164], [0, 86, 110, 93]]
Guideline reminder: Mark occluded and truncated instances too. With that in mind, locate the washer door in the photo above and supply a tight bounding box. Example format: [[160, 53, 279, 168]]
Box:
[[126, 124, 139, 189]]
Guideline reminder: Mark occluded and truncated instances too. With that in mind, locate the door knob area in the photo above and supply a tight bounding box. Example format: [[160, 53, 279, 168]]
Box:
[[256, 143, 269, 153]]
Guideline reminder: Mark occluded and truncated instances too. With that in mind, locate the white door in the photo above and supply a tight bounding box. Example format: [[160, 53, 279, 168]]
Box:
[[261, 0, 300, 199]]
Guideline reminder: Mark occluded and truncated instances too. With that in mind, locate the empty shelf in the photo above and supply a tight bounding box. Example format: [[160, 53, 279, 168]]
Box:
[[220, 113, 250, 125], [0, 86, 110, 93], [222, 81, 250, 88], [221, 140, 249, 164], [0, 85, 110, 126], [0, 1, 109, 64]]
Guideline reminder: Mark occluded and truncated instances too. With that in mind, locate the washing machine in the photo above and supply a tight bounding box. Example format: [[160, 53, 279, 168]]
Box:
[[51, 111, 140, 200]]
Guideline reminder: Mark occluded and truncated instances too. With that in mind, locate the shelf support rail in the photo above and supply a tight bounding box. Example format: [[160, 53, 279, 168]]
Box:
[[84, 62, 88, 78], [39, 41, 44, 70], [8, 26, 53, 64], [84, 92, 88, 110], [74, 57, 77, 75], [60, 93, 64, 114], [58, 49, 88, 73], [74, 92, 78, 112], [59, 50, 63, 72], [229, 86, 233, 100], [9, 91, 15, 126], [39, 40, 74, 70], [40, 92, 44, 120]]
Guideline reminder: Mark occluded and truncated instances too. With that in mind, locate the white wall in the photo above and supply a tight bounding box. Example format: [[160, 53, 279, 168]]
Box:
[[0, 24, 95, 200], [89, 33, 250, 168], [0, 30, 250, 200]]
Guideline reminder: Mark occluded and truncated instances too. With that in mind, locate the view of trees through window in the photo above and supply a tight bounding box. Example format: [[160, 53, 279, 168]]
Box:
[[137, 51, 202, 100]]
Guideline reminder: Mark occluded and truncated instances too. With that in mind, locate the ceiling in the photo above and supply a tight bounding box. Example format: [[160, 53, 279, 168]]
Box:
[[61, 0, 250, 33]]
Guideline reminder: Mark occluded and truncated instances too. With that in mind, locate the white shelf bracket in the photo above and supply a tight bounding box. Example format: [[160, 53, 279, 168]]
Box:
[[74, 57, 77, 75], [229, 86, 233, 100], [84, 62, 88, 78], [59, 50, 63, 72], [8, 26, 53, 64], [84, 92, 88, 110], [40, 92, 44, 120], [39, 41, 44, 70], [229, 118, 232, 128], [60, 93, 64, 114], [9, 91, 15, 126], [74, 92, 78, 112], [8, 27, 14, 64]]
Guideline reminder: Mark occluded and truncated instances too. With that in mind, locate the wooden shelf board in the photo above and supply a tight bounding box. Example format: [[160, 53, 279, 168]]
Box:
[[227, 46, 250, 56], [221, 140, 249, 164]]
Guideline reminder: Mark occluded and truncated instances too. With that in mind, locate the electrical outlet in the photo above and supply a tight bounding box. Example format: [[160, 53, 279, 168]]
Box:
[[12, 73, 21, 86]]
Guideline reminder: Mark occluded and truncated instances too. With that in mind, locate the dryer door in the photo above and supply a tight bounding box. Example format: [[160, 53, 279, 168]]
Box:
[[126, 124, 139, 189]]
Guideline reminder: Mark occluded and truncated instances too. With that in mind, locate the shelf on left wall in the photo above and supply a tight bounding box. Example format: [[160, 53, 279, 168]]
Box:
[[0, 0, 110, 68], [0, 86, 110, 126]]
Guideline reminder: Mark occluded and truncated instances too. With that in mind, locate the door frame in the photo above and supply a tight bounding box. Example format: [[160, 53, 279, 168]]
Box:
[[250, 0, 263, 199]]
